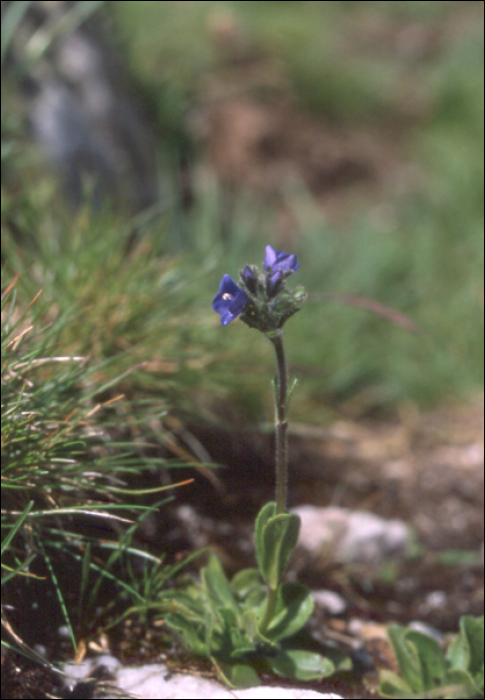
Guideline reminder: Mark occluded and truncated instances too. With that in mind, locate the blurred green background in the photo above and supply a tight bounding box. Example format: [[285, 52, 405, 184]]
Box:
[[2, 0, 484, 426]]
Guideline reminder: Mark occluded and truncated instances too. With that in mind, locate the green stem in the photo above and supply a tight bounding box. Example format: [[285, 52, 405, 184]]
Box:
[[268, 330, 288, 516], [259, 330, 289, 635], [259, 584, 278, 635]]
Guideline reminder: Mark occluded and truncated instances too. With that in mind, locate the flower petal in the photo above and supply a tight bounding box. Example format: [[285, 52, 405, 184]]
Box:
[[212, 274, 247, 325], [219, 274, 241, 295], [264, 246, 299, 275], [264, 245, 277, 270]]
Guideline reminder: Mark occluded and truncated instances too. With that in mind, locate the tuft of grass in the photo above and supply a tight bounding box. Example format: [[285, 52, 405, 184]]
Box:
[[1, 280, 196, 661]]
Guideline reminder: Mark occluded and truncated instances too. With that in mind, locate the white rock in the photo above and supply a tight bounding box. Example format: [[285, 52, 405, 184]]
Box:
[[213, 687, 342, 699], [423, 590, 447, 609], [292, 505, 409, 564], [114, 664, 220, 699], [64, 659, 344, 699]]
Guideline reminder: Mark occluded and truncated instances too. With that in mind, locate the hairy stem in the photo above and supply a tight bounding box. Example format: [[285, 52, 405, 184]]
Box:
[[259, 331, 289, 635], [268, 330, 288, 516]]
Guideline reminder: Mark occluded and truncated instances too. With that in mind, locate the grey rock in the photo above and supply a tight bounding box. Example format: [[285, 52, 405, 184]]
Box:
[[3, 1, 160, 213]]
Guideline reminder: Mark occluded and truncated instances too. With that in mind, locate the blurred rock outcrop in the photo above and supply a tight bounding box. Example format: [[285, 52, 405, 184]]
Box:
[[2, 0, 160, 213]]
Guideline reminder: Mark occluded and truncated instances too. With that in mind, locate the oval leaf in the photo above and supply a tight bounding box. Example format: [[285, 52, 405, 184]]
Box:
[[261, 582, 314, 641], [405, 629, 446, 690], [201, 555, 238, 615], [387, 625, 424, 694], [260, 513, 300, 587], [165, 612, 208, 657], [268, 649, 335, 681], [213, 658, 261, 689], [255, 501, 276, 573]]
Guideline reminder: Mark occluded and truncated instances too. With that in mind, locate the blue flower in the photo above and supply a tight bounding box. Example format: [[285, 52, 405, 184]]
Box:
[[264, 245, 299, 276], [242, 265, 258, 294], [266, 269, 283, 298], [212, 274, 248, 326]]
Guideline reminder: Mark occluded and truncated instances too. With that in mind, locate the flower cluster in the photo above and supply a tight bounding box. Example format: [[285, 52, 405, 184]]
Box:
[[212, 245, 306, 333]]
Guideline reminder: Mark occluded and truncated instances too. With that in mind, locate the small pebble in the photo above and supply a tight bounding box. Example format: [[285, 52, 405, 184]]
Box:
[[312, 589, 347, 615]]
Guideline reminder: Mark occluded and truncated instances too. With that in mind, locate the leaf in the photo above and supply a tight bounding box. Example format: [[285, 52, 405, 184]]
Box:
[[472, 664, 484, 696], [228, 618, 251, 652], [404, 630, 446, 690], [229, 645, 260, 661], [231, 567, 266, 607], [164, 612, 208, 657], [268, 649, 335, 681], [201, 555, 239, 617], [444, 668, 482, 699], [259, 513, 301, 588], [255, 501, 276, 572], [381, 619, 485, 699], [387, 625, 426, 694], [378, 669, 415, 699], [213, 658, 261, 689], [231, 568, 261, 596], [242, 608, 257, 638], [447, 623, 470, 674], [463, 617, 484, 688], [260, 582, 314, 641], [163, 591, 205, 621], [0, 499, 34, 554], [219, 606, 239, 631], [447, 616, 484, 680]]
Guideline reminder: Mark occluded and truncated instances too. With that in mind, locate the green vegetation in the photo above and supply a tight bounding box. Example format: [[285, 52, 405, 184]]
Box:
[[1, 281, 196, 664], [379, 616, 484, 699], [1, 0, 483, 694], [108, 1, 485, 415], [158, 551, 347, 688], [2, 1, 483, 420]]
